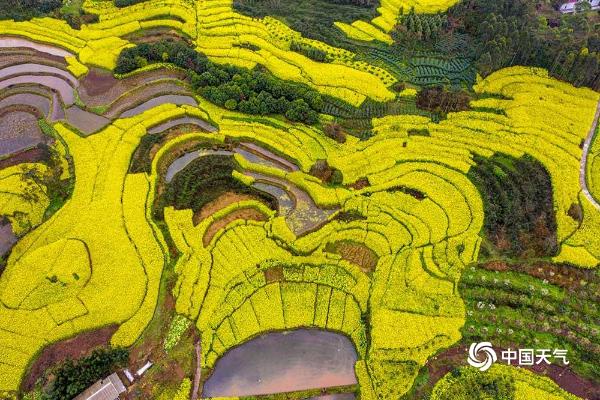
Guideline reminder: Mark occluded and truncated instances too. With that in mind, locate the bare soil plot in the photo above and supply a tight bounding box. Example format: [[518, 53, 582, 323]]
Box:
[[106, 82, 193, 119], [0, 50, 65, 70], [194, 192, 264, 223], [79, 68, 187, 108], [326, 241, 379, 273], [203, 209, 268, 246], [481, 260, 599, 292], [0, 147, 48, 169], [194, 192, 269, 245]]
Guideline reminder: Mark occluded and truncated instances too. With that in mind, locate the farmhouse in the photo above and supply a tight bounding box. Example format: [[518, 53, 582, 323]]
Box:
[[560, 0, 600, 13], [73, 373, 126, 400]]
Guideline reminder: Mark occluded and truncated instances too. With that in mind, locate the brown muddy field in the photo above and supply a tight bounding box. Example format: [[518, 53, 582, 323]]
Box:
[[0, 147, 48, 169], [327, 241, 379, 273], [194, 192, 269, 245], [80, 68, 187, 108], [482, 260, 600, 292], [121, 94, 197, 118], [203, 208, 268, 246], [22, 325, 119, 392], [105, 82, 192, 119], [194, 192, 264, 223], [0, 50, 65, 70]]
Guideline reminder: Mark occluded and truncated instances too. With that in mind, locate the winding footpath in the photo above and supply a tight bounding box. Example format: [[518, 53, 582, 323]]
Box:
[[191, 340, 202, 400], [580, 100, 600, 210]]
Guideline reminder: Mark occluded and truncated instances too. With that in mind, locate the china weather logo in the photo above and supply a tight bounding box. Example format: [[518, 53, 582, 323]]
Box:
[[467, 342, 497, 371]]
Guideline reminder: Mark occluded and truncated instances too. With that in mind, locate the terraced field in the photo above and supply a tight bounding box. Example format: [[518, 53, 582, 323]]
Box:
[[584, 104, 600, 209], [0, 1, 599, 399]]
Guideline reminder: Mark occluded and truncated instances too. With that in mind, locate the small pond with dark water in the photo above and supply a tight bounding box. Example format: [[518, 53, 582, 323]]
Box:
[[202, 329, 358, 397]]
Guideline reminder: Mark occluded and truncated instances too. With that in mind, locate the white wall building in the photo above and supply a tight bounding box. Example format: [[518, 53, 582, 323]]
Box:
[[560, 0, 600, 13], [73, 373, 126, 400]]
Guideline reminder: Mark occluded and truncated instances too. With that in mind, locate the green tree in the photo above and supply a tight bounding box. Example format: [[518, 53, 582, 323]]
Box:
[[224, 99, 238, 110]]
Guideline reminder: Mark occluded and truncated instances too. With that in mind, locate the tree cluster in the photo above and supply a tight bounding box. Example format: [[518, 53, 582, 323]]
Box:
[[309, 159, 344, 185], [233, 0, 378, 49], [65, 14, 99, 29], [20, 142, 71, 219], [323, 122, 347, 143], [389, 0, 600, 90], [468, 153, 558, 259], [415, 86, 471, 114], [0, 0, 98, 28], [114, 0, 147, 7], [394, 9, 446, 44], [448, 0, 600, 90], [328, 0, 376, 7], [115, 40, 323, 124], [42, 348, 128, 400], [0, 0, 61, 21], [155, 154, 276, 219], [442, 367, 515, 400], [130, 133, 164, 173]]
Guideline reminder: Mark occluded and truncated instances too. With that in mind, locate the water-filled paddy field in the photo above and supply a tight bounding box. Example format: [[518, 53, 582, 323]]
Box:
[[202, 329, 358, 397]]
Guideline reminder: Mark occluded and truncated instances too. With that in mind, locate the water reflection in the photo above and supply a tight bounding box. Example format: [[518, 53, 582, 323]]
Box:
[[203, 329, 358, 397]]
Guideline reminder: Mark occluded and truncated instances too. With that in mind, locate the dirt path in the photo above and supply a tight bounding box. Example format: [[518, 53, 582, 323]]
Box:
[[191, 341, 202, 400], [580, 100, 600, 210]]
